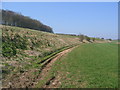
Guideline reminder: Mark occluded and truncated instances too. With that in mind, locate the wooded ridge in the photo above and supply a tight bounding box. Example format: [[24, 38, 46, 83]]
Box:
[[1, 9, 53, 33]]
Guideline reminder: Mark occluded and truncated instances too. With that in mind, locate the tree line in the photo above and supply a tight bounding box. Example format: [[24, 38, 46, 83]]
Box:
[[79, 34, 112, 43], [1, 9, 53, 33]]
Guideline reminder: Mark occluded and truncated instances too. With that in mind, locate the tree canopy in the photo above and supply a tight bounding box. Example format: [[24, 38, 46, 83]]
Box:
[[1, 9, 53, 33]]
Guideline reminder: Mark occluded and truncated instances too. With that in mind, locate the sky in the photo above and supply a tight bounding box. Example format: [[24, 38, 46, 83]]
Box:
[[2, 2, 118, 39]]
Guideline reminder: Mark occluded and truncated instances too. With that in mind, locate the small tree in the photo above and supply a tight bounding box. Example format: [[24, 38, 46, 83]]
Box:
[[79, 34, 84, 42]]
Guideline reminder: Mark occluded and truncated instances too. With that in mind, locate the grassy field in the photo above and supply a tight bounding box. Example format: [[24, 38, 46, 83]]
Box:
[[47, 42, 118, 88]]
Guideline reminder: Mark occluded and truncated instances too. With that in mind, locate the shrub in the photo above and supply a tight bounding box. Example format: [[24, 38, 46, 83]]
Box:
[[85, 36, 90, 42], [2, 33, 28, 57], [79, 34, 84, 42], [13, 34, 28, 50], [108, 39, 112, 41], [2, 42, 16, 57], [92, 38, 95, 41]]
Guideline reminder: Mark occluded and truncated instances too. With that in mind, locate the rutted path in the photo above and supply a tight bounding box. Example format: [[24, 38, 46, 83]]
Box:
[[33, 46, 76, 88], [3, 46, 77, 88]]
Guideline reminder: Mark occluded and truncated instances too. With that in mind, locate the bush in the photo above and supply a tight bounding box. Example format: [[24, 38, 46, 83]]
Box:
[[79, 34, 84, 42], [2, 42, 16, 57], [108, 39, 112, 41], [92, 38, 95, 41], [2, 33, 28, 57], [85, 36, 90, 42], [13, 34, 28, 50]]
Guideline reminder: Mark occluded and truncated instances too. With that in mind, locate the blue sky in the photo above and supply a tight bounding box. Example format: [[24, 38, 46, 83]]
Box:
[[2, 2, 118, 39]]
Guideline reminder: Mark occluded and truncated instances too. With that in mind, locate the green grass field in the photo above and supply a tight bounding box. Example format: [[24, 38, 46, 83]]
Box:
[[48, 42, 118, 88]]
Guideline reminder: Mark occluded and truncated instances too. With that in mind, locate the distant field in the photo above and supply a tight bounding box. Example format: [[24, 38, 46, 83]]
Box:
[[46, 42, 118, 88]]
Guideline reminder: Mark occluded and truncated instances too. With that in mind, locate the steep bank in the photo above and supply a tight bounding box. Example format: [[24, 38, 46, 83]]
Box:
[[1, 25, 108, 88], [1, 25, 80, 88]]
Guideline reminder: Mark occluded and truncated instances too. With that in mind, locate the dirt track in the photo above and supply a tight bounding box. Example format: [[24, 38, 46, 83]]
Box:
[[2, 46, 76, 88], [33, 46, 76, 88]]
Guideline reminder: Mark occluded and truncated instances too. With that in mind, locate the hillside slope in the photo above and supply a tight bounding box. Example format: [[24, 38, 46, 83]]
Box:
[[1, 25, 80, 88], [1, 25, 109, 88]]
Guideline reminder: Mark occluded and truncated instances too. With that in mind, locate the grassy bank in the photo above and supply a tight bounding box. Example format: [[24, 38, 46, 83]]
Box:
[[1, 25, 80, 87]]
